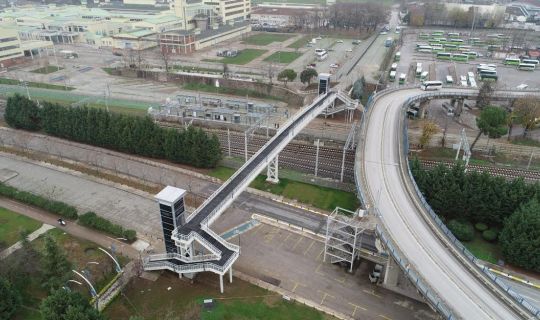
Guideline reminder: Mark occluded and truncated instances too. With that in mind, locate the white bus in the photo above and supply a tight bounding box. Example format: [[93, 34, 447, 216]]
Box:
[[522, 59, 539, 65], [420, 81, 443, 91], [467, 72, 475, 83], [389, 70, 397, 81], [504, 57, 521, 65], [448, 32, 460, 37], [416, 63, 422, 77], [316, 50, 328, 61], [518, 63, 536, 71]]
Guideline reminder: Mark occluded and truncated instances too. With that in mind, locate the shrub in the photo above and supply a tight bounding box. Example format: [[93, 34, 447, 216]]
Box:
[[447, 219, 474, 242], [79, 212, 136, 242], [475, 223, 488, 231], [0, 183, 78, 219], [482, 229, 498, 242]]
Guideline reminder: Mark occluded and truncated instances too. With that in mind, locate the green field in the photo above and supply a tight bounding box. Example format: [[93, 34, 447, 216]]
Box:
[[105, 272, 330, 320], [0, 84, 151, 116], [288, 35, 312, 49], [206, 49, 268, 65], [243, 33, 293, 46], [264, 51, 303, 64], [209, 166, 358, 212], [0, 207, 42, 249], [0, 78, 74, 91], [31, 66, 63, 74], [463, 232, 502, 264]]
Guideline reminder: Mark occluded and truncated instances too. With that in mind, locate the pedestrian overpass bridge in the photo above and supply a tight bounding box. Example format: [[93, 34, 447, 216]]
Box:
[[144, 84, 540, 319]]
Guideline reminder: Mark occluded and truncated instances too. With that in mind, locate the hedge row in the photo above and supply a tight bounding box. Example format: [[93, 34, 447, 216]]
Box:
[[0, 183, 78, 219], [78, 212, 136, 242]]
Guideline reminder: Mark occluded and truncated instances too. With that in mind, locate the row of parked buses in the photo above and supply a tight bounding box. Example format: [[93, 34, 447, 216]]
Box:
[[503, 57, 538, 71]]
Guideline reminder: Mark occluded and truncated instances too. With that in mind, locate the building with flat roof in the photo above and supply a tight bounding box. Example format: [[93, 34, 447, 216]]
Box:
[[0, 26, 54, 67]]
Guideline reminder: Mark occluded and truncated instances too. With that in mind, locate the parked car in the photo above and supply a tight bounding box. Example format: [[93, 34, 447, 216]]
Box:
[[330, 63, 339, 68], [336, 40, 344, 43], [346, 48, 353, 52]]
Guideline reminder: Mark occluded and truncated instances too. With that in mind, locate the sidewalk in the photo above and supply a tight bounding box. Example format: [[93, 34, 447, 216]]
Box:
[[0, 198, 141, 260], [0, 223, 54, 259]]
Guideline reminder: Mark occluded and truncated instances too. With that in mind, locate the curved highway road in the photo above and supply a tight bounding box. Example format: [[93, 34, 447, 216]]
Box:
[[359, 87, 535, 319]]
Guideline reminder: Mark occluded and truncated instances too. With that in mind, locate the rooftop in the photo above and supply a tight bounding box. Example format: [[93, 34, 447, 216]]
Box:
[[155, 186, 186, 205]]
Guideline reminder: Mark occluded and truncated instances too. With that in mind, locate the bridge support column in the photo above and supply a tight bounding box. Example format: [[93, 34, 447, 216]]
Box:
[[455, 98, 464, 118], [266, 155, 279, 184], [383, 257, 399, 287], [419, 100, 429, 119], [229, 267, 233, 283], [219, 274, 224, 294]]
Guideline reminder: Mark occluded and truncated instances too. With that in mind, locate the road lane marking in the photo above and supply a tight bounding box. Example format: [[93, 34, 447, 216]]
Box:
[[303, 240, 315, 255], [378, 315, 392, 320], [348, 302, 367, 317]]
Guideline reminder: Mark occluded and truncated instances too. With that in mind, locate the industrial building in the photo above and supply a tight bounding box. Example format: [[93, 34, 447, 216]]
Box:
[[0, 0, 251, 58]]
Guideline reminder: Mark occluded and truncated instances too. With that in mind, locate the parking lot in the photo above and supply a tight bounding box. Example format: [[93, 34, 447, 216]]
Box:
[[211, 208, 436, 320], [392, 30, 540, 90]]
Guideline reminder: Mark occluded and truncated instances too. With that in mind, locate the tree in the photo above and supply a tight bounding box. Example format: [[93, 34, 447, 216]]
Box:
[[40, 289, 105, 320], [157, 36, 172, 75], [277, 69, 297, 87], [514, 96, 540, 138], [41, 235, 72, 291], [351, 76, 365, 100], [0, 277, 21, 319], [300, 68, 318, 86], [500, 199, 540, 271], [419, 120, 439, 148], [476, 82, 493, 109], [470, 106, 508, 150], [5, 94, 41, 131]]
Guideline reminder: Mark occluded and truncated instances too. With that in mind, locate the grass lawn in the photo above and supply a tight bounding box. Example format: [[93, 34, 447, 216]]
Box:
[[215, 49, 268, 65], [105, 272, 331, 320], [183, 82, 285, 102], [243, 33, 293, 46], [0, 207, 42, 249], [208, 166, 358, 212], [264, 51, 303, 64], [463, 232, 502, 264], [0, 78, 75, 91], [31, 66, 63, 74], [288, 35, 312, 49], [511, 138, 540, 148]]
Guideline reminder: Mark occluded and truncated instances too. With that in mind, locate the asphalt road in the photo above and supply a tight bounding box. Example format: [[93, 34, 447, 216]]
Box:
[[359, 87, 528, 319]]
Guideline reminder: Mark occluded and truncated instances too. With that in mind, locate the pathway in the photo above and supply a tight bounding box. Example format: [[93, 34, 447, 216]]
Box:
[[0, 223, 54, 259]]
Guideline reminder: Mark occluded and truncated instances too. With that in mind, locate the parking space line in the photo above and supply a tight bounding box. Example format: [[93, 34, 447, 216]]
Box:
[[335, 276, 346, 284], [291, 281, 306, 293], [315, 263, 325, 276], [316, 248, 325, 261], [378, 315, 392, 320], [291, 235, 304, 250], [303, 240, 315, 255], [363, 289, 382, 298], [279, 233, 292, 247], [317, 290, 335, 305], [348, 302, 367, 317], [249, 224, 263, 236]]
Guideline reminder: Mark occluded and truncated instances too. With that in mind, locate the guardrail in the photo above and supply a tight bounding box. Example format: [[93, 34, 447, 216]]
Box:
[[398, 90, 540, 318], [355, 89, 456, 319]]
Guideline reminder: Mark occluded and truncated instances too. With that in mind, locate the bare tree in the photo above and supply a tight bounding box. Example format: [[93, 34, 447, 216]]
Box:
[[514, 96, 540, 138]]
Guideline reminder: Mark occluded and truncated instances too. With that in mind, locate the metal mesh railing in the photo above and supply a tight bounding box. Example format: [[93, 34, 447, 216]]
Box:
[[398, 89, 540, 318]]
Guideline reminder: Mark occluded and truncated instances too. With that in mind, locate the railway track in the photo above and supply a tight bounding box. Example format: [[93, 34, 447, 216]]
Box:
[[420, 159, 540, 182], [158, 122, 356, 182]]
